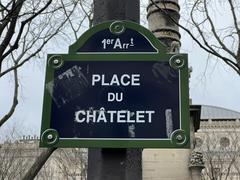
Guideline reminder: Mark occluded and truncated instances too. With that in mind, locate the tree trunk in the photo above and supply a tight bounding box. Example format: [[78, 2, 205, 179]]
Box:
[[22, 147, 56, 180]]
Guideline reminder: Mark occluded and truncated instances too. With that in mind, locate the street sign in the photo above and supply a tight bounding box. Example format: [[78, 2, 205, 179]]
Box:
[[40, 21, 189, 148]]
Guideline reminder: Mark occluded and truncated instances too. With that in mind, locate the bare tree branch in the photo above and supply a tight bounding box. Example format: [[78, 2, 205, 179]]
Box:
[[0, 0, 53, 66], [203, 0, 237, 59], [196, 127, 240, 179], [79, 0, 93, 28], [227, 0, 240, 60], [0, 2, 11, 12], [0, 62, 19, 127], [0, 1, 24, 71], [60, 0, 79, 40], [22, 147, 57, 180], [0, 0, 93, 179], [0, 3, 80, 79], [0, 0, 82, 128], [149, 0, 240, 75]]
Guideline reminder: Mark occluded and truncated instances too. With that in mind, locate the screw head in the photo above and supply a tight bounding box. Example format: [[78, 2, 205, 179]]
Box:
[[170, 129, 188, 146], [175, 59, 181, 64], [47, 134, 53, 140], [53, 59, 59, 65], [115, 25, 120, 30], [176, 135, 183, 141], [110, 21, 125, 35], [41, 129, 59, 146], [48, 55, 63, 69]]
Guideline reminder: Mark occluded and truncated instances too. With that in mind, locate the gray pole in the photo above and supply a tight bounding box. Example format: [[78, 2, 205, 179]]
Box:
[[93, 0, 140, 25], [87, 1, 141, 180]]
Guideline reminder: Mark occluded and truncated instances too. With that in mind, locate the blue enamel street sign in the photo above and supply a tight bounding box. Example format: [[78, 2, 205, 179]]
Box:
[[40, 21, 190, 148]]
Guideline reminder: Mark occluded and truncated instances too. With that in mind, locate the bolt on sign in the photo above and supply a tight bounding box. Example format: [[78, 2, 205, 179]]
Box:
[[40, 21, 190, 148]]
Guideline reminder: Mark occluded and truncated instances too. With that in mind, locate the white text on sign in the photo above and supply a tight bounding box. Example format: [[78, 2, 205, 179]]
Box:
[[75, 110, 155, 124], [101, 38, 134, 50], [74, 73, 156, 124], [92, 74, 140, 86]]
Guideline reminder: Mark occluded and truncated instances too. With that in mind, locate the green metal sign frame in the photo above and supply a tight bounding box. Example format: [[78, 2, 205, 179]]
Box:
[[40, 21, 190, 148]]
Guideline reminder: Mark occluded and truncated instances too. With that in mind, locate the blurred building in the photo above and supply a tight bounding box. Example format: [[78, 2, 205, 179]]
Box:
[[0, 136, 87, 180], [195, 105, 240, 180]]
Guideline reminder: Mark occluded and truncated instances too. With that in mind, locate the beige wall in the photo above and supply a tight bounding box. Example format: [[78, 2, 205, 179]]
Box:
[[143, 149, 191, 180]]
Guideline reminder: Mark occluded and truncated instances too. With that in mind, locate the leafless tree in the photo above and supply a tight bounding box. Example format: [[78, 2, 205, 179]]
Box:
[[1, 138, 55, 180], [0, 127, 43, 180], [195, 128, 240, 180], [0, 124, 25, 179], [55, 148, 88, 180], [149, 0, 240, 75], [0, 0, 93, 128], [0, 0, 93, 179], [0, 133, 88, 180], [0, 141, 25, 179]]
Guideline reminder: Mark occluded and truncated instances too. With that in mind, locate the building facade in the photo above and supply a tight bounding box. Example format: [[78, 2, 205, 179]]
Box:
[[0, 137, 87, 180], [195, 105, 240, 180]]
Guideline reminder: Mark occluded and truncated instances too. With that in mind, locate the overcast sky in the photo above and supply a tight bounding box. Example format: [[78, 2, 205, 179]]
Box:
[[0, 1, 239, 138]]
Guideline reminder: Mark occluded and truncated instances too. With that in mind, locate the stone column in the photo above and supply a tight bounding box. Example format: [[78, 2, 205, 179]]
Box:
[[144, 1, 203, 180], [189, 150, 205, 180], [147, 0, 181, 52]]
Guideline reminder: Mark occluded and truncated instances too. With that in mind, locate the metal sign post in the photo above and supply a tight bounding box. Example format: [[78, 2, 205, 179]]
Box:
[[40, 21, 189, 148]]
